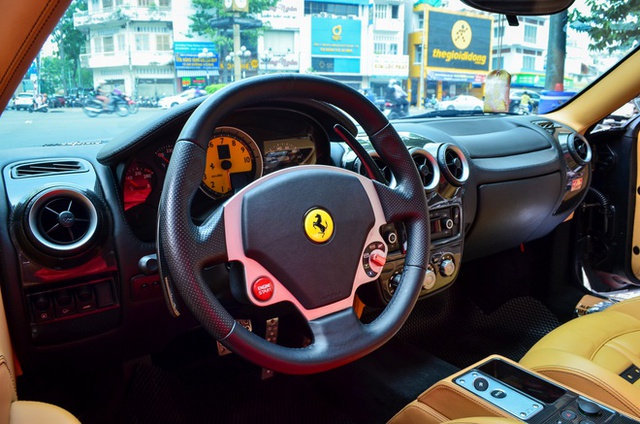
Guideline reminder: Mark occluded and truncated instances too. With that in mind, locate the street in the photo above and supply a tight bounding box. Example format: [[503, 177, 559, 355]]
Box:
[[0, 108, 168, 148]]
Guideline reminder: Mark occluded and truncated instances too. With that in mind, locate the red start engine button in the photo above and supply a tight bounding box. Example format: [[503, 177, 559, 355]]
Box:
[[252, 277, 274, 301]]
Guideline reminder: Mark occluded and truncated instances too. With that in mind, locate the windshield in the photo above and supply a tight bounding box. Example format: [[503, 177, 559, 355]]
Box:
[[1, 0, 638, 146]]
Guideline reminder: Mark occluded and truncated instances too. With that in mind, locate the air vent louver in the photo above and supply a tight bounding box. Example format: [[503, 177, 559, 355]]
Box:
[[568, 133, 592, 166], [357, 155, 392, 184], [411, 149, 440, 191], [437, 144, 469, 187], [533, 121, 558, 135], [12, 160, 87, 178], [26, 188, 99, 254]]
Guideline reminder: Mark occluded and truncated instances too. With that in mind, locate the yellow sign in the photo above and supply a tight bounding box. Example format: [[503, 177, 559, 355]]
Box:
[[332, 25, 342, 41], [304, 208, 334, 243], [451, 20, 472, 50]]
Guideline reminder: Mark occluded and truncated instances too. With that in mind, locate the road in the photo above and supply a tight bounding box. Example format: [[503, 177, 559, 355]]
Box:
[[0, 108, 168, 148]]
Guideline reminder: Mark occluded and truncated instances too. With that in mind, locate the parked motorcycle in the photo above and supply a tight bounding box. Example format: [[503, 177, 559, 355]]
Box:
[[82, 94, 129, 117]]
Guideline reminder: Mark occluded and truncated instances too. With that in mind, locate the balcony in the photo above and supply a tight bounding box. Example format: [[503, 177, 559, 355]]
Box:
[[74, 5, 172, 29], [80, 51, 174, 69]]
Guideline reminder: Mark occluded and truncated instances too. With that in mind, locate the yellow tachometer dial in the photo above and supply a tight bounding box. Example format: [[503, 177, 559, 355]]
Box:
[[201, 127, 263, 198]]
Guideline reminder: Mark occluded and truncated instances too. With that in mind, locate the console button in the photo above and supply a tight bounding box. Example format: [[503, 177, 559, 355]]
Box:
[[561, 410, 577, 420], [490, 389, 507, 399], [473, 377, 489, 391]]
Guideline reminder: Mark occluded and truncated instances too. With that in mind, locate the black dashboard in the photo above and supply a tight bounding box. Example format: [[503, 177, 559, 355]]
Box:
[[0, 95, 592, 371]]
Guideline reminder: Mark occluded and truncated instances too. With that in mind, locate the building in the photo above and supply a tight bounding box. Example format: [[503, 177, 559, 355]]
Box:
[[298, 0, 408, 90], [257, 0, 302, 74], [74, 0, 176, 97]]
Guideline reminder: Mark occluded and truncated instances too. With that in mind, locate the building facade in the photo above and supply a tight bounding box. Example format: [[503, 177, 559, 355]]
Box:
[[74, 0, 176, 97]]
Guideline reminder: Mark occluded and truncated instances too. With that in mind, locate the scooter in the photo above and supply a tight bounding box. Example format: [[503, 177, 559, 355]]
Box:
[[384, 99, 409, 120], [28, 96, 48, 113], [82, 95, 130, 117]]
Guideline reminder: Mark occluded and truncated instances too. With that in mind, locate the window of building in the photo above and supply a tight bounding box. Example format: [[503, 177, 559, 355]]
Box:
[[414, 44, 422, 64], [136, 34, 150, 51], [103, 36, 115, 53], [94, 37, 103, 54], [391, 5, 399, 19], [374, 4, 387, 19], [523, 55, 535, 70], [138, 0, 153, 6], [524, 25, 537, 43], [304, 1, 358, 16], [158, 0, 171, 7], [156, 34, 171, 51], [374, 43, 386, 54], [103, 0, 113, 9], [117, 34, 125, 51], [389, 43, 398, 55], [492, 57, 504, 70], [494, 26, 504, 38], [417, 13, 424, 29]]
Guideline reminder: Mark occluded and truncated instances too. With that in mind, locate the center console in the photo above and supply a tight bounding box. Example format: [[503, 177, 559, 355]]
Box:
[[389, 355, 638, 424]]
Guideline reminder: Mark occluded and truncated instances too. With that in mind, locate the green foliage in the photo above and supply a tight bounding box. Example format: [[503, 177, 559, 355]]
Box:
[[205, 83, 227, 94], [50, 0, 89, 91], [189, 0, 279, 55], [570, 0, 640, 51]]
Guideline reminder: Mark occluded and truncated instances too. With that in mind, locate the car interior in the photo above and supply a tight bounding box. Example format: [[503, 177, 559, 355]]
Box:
[[1, 0, 640, 423]]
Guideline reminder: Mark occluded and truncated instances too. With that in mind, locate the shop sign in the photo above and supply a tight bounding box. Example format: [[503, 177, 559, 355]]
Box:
[[427, 71, 486, 83], [311, 18, 361, 57], [427, 11, 491, 72], [174, 42, 219, 71], [372, 55, 409, 77]]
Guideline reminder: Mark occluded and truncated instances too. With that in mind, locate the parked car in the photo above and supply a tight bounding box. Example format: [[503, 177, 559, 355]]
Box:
[[1, 1, 640, 423], [158, 88, 205, 109], [436, 94, 484, 111], [12, 92, 34, 110]]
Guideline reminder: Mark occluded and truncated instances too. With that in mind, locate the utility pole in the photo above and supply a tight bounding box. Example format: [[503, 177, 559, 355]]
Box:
[[545, 10, 567, 90], [233, 20, 241, 82]]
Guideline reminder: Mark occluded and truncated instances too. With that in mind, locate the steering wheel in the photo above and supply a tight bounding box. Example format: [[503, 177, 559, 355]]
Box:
[[158, 74, 430, 374]]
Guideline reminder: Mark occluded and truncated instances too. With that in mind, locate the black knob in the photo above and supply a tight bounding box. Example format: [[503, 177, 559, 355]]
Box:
[[577, 399, 601, 416], [390, 273, 402, 287]]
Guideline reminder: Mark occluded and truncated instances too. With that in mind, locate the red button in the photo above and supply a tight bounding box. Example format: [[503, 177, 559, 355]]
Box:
[[252, 277, 274, 301]]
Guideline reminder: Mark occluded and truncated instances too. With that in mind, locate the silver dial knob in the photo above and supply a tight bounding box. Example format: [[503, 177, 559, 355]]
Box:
[[439, 258, 455, 277], [423, 267, 436, 290]]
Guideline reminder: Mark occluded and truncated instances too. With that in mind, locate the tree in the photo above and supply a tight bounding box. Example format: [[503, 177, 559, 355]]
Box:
[[571, 0, 640, 51], [50, 0, 90, 91], [189, 0, 279, 56]]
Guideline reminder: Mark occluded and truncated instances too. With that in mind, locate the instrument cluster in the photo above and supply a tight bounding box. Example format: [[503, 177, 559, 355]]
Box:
[[122, 109, 326, 241]]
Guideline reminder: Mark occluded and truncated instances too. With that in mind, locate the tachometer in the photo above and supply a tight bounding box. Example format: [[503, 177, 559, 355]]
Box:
[[154, 144, 173, 170], [123, 162, 156, 211], [263, 136, 315, 175], [201, 127, 263, 198]]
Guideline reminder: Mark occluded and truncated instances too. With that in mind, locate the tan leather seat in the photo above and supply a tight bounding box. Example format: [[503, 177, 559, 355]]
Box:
[[520, 296, 640, 418], [0, 291, 80, 424]]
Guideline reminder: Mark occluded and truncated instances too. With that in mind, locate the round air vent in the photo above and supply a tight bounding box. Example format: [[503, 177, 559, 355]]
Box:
[[21, 187, 102, 259], [410, 148, 440, 191], [567, 133, 592, 166], [356, 153, 393, 184], [437, 144, 469, 186]]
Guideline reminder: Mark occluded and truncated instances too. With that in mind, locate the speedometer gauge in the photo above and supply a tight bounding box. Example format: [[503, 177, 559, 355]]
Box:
[[201, 127, 263, 199]]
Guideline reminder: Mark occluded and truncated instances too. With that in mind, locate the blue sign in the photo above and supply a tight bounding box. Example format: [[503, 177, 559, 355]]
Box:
[[311, 18, 361, 57], [427, 11, 491, 72], [174, 41, 219, 71]]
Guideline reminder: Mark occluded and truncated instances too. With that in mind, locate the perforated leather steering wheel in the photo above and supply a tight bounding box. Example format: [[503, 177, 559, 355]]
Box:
[[158, 74, 430, 374]]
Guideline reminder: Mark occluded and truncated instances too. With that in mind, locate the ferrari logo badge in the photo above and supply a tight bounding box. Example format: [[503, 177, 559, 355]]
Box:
[[304, 208, 334, 243]]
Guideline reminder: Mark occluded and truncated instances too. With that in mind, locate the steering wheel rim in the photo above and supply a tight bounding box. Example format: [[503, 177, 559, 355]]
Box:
[[158, 74, 430, 374]]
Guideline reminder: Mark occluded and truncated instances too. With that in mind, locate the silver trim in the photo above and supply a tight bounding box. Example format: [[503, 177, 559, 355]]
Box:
[[410, 148, 440, 192], [439, 144, 469, 186], [27, 188, 99, 252], [223, 165, 388, 322]]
